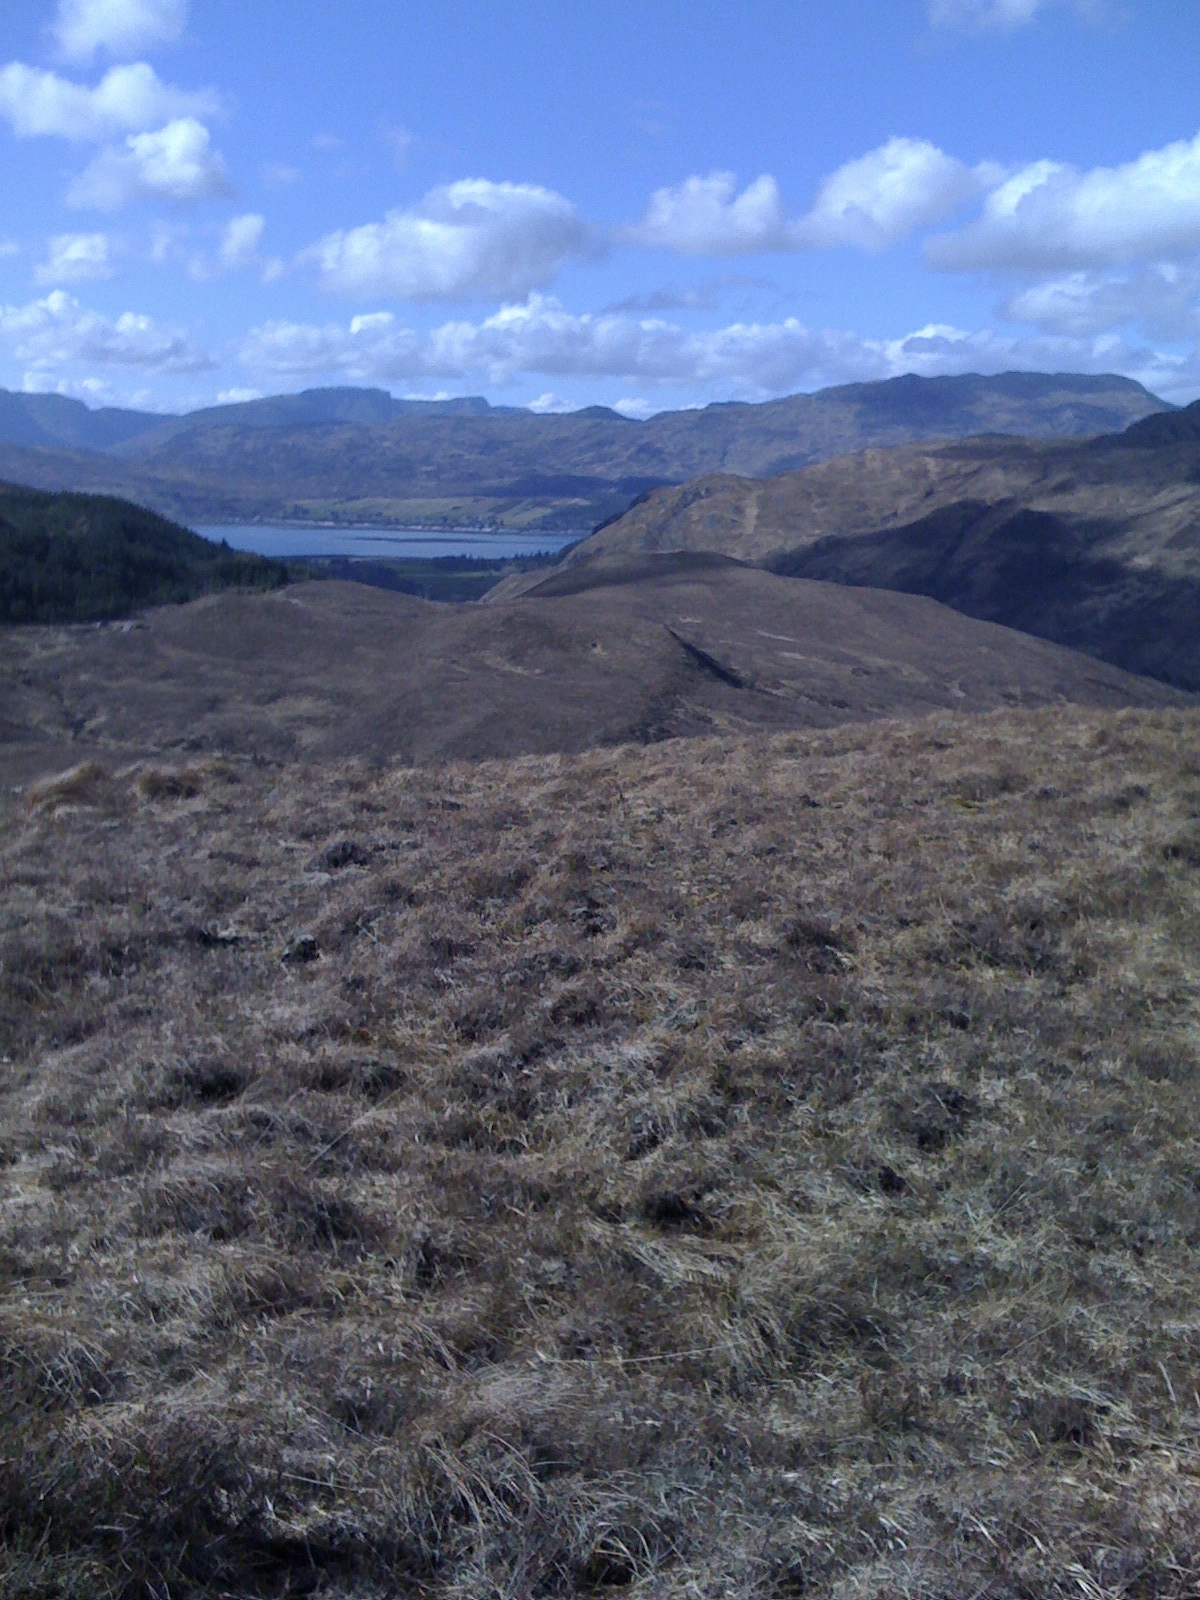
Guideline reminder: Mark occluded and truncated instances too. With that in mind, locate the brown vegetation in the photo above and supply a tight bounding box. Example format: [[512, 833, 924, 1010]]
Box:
[[2, 704, 1200, 1596], [565, 422, 1200, 689], [0, 573, 1186, 786]]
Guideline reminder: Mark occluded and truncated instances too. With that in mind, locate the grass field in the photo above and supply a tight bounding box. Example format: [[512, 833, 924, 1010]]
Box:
[[2, 705, 1199, 1597]]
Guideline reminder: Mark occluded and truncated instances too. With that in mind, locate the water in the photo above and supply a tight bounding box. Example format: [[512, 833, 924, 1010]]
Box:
[[194, 524, 584, 559]]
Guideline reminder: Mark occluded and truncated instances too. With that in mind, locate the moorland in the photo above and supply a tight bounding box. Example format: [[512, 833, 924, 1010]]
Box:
[[2, 707, 1199, 1598], [553, 397, 1200, 689], [2, 370, 1199, 1599]]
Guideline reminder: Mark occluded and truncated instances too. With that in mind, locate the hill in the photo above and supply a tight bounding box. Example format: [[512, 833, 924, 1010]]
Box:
[[2, 703, 1199, 1597], [565, 403, 1200, 688], [0, 569, 1187, 784], [0, 371, 1170, 530], [0, 485, 288, 625]]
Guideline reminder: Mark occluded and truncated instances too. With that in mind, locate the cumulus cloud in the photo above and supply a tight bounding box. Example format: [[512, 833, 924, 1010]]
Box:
[[625, 173, 789, 255], [218, 213, 265, 269], [235, 292, 1200, 404], [0, 288, 211, 375], [309, 179, 593, 300], [239, 295, 888, 395], [186, 213, 283, 282], [0, 61, 217, 141], [623, 146, 984, 259], [526, 392, 576, 414], [929, 132, 1200, 271], [1002, 265, 1200, 342], [54, 0, 189, 62], [34, 231, 113, 285], [261, 160, 300, 188], [927, 0, 1106, 29], [67, 117, 229, 207], [876, 319, 1196, 400], [613, 396, 661, 419], [795, 138, 987, 251]]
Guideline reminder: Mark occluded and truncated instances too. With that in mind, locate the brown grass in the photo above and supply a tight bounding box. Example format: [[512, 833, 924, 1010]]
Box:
[[2, 705, 1199, 1597]]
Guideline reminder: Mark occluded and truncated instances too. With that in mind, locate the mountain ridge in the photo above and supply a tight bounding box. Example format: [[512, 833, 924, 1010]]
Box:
[[0, 371, 1171, 530]]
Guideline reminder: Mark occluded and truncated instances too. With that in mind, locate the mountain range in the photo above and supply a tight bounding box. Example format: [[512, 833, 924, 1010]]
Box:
[[0, 371, 1170, 530]]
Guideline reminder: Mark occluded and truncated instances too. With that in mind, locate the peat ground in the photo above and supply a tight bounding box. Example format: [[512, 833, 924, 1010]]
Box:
[[2, 705, 1199, 1596]]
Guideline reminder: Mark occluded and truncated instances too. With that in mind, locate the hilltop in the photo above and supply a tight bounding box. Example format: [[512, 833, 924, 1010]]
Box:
[[561, 400, 1200, 689], [0, 371, 1169, 530], [0, 571, 1187, 785]]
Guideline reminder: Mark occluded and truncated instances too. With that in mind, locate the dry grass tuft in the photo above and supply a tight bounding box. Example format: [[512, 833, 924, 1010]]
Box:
[[24, 758, 112, 812], [1, 705, 1199, 1597]]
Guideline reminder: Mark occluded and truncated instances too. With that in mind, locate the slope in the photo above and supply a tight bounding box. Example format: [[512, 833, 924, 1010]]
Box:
[[2, 705, 1199, 1597], [567, 405, 1200, 688], [0, 484, 287, 624], [1, 566, 1187, 784]]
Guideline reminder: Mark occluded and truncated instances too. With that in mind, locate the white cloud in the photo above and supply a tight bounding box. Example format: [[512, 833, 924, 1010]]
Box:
[[795, 138, 986, 251], [34, 231, 113, 285], [929, 132, 1200, 271], [381, 123, 414, 169], [878, 320, 1198, 401], [186, 213, 283, 282], [308, 179, 593, 300], [0, 61, 217, 141], [261, 160, 300, 188], [236, 292, 1200, 404], [54, 0, 189, 62], [927, 0, 1106, 29], [219, 212, 265, 269], [526, 392, 575, 413], [625, 172, 789, 255], [239, 295, 889, 395], [928, 0, 1044, 27], [216, 386, 262, 404], [1002, 264, 1200, 341], [0, 240, 20, 259], [67, 117, 229, 207], [613, 396, 660, 419], [0, 288, 211, 375], [623, 147, 984, 259]]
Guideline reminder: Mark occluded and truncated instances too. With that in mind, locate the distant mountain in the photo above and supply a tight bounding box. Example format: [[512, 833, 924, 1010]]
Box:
[[557, 399, 1200, 688], [0, 389, 163, 453], [0, 485, 286, 624], [0, 372, 1171, 530]]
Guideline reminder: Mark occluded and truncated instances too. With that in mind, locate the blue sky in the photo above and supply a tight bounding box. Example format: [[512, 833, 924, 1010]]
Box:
[[1, 0, 1199, 415]]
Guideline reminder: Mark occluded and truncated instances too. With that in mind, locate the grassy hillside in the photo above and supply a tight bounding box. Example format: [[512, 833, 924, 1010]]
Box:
[[2, 705, 1198, 1597], [0, 485, 287, 624], [0, 573, 1186, 784], [570, 410, 1200, 689]]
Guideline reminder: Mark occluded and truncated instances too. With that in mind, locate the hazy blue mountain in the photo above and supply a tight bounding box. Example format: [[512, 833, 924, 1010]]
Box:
[[0, 372, 1174, 530], [0, 389, 163, 452]]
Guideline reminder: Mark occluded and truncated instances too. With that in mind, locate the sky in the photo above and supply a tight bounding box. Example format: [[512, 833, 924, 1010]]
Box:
[[1, 0, 1200, 417]]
